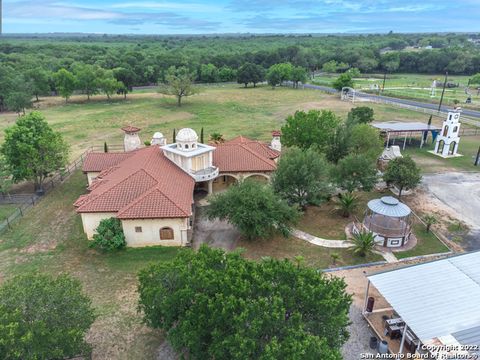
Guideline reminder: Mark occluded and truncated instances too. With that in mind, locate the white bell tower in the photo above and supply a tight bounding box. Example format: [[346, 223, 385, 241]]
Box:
[[270, 130, 282, 152], [433, 108, 462, 158]]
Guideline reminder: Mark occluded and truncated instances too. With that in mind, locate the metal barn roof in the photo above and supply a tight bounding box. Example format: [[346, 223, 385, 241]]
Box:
[[368, 251, 480, 343], [372, 122, 441, 133], [367, 196, 411, 217]]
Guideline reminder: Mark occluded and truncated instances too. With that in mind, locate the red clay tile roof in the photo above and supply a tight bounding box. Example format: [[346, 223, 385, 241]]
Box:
[[213, 138, 279, 173], [121, 126, 141, 133], [76, 146, 194, 219], [272, 130, 282, 136], [83, 153, 133, 172]]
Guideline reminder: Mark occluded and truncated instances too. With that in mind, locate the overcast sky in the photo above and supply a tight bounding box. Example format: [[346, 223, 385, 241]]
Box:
[[3, 0, 480, 34]]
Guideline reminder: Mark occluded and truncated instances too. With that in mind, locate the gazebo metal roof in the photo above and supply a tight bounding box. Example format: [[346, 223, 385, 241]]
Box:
[[367, 196, 411, 218]]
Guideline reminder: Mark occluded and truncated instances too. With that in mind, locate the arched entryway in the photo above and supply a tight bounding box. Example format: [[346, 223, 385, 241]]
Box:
[[160, 227, 174, 240], [244, 173, 270, 183], [212, 174, 238, 193], [437, 140, 445, 154], [448, 141, 456, 155]]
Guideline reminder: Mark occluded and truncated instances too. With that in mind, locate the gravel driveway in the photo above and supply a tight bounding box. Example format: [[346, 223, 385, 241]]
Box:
[[422, 172, 480, 250]]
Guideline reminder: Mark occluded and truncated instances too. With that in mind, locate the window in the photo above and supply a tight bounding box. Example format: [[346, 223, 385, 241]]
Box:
[[185, 144, 189, 149], [135, 226, 142, 233], [160, 227, 174, 240], [453, 126, 458, 133], [443, 125, 449, 137]]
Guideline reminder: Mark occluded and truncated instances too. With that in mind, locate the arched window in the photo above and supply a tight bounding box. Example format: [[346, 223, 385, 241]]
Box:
[[437, 140, 445, 154], [443, 125, 449, 137], [160, 227, 174, 240], [185, 144, 189, 149], [453, 126, 458, 133]]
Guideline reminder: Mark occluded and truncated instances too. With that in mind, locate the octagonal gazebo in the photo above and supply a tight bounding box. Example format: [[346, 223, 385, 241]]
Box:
[[363, 196, 412, 248]]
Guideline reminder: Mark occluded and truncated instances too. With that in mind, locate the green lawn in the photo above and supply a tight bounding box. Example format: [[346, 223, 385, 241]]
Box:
[[312, 73, 480, 110], [1, 84, 434, 159], [403, 135, 480, 173], [0, 204, 18, 221], [395, 224, 450, 259]]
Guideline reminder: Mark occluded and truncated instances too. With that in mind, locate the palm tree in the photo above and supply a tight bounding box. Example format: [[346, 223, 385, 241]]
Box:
[[333, 192, 359, 218], [210, 132, 225, 144], [352, 230, 376, 257], [423, 214, 438, 233], [330, 252, 340, 266]]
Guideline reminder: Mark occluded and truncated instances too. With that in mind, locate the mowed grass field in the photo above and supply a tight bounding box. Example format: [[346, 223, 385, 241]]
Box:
[[312, 73, 480, 110], [0, 84, 445, 158]]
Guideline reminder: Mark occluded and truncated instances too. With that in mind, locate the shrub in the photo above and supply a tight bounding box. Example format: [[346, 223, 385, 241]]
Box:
[[90, 217, 126, 251], [352, 230, 376, 257]]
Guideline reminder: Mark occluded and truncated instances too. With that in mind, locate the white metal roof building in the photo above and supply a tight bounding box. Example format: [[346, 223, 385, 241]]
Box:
[[366, 251, 480, 353]]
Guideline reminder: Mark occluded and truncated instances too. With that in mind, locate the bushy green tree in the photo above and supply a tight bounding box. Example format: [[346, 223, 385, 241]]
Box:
[[54, 68, 76, 102], [383, 155, 422, 199], [1, 112, 69, 191], [291, 66, 308, 88], [158, 66, 197, 106], [138, 245, 352, 360], [266, 63, 294, 88], [333, 193, 359, 218], [218, 66, 237, 82], [332, 72, 354, 91], [272, 147, 331, 209], [349, 124, 384, 161], [90, 217, 126, 251], [347, 106, 375, 125], [206, 180, 299, 240], [281, 110, 341, 152], [199, 63, 219, 83], [237, 62, 264, 87], [333, 154, 378, 192], [98, 70, 124, 99], [73, 63, 100, 100], [0, 273, 96, 359], [25, 68, 51, 101]]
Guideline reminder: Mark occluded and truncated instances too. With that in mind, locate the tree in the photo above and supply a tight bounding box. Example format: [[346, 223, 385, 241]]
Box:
[[333, 193, 359, 218], [54, 68, 76, 102], [200, 127, 204, 143], [0, 156, 13, 195], [272, 147, 331, 209], [423, 214, 438, 233], [104, 141, 109, 153], [332, 72, 354, 91], [0, 273, 95, 359], [322, 60, 339, 73], [1, 112, 70, 192], [158, 66, 196, 106], [346, 67, 361, 78], [237, 62, 264, 88], [173, 128, 176, 143], [325, 124, 351, 164], [333, 154, 378, 193], [209, 132, 225, 144], [352, 230, 376, 257], [348, 124, 384, 161], [347, 106, 375, 125], [113, 67, 136, 98], [281, 110, 341, 152], [470, 73, 480, 85], [383, 155, 422, 199], [25, 68, 51, 101], [266, 65, 282, 88], [138, 245, 352, 360], [199, 63, 219, 83], [98, 70, 124, 100], [291, 66, 308, 88], [4, 90, 32, 115], [218, 66, 236, 82], [73, 63, 100, 100], [90, 217, 126, 251], [206, 180, 299, 240]]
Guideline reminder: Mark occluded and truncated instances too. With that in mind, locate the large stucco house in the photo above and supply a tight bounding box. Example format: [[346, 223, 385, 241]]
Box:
[[75, 127, 281, 247]]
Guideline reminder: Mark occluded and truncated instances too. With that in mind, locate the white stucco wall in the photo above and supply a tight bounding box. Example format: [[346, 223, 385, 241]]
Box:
[[86, 172, 101, 186], [81, 212, 117, 239], [122, 218, 190, 247]]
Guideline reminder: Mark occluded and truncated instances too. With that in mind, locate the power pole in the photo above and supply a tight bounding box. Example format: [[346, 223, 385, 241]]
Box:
[[475, 145, 480, 166], [437, 71, 448, 112], [382, 71, 387, 92]]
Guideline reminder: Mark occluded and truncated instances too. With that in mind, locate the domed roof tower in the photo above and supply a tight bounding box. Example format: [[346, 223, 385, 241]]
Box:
[[176, 128, 198, 152]]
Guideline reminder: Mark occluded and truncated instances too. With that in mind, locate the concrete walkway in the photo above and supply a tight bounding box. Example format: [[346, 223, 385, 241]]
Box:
[[292, 229, 354, 248], [293, 229, 399, 263]]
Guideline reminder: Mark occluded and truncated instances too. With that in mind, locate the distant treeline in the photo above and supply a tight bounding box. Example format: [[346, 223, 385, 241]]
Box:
[[1, 33, 480, 111]]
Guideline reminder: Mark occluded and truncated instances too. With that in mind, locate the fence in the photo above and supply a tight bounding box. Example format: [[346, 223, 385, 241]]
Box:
[[0, 149, 92, 234]]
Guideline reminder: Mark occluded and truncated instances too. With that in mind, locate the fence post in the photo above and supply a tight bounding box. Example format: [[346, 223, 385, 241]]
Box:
[[19, 207, 23, 216], [6, 217, 10, 229]]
